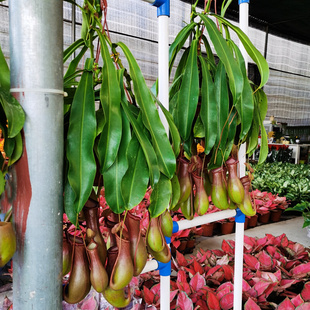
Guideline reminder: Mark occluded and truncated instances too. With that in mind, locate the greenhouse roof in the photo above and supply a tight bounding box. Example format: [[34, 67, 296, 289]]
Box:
[[182, 0, 310, 45]]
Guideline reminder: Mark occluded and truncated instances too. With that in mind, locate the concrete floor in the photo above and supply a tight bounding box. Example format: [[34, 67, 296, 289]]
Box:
[[194, 216, 309, 252]]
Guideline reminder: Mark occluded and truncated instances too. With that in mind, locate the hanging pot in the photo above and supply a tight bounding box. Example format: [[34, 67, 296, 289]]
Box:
[[192, 172, 209, 216], [0, 222, 16, 267], [87, 241, 108, 293], [103, 286, 131, 308], [125, 212, 148, 276], [62, 234, 72, 276], [146, 216, 165, 253], [226, 158, 244, 204], [180, 194, 194, 220], [210, 167, 229, 210], [83, 198, 107, 265], [63, 237, 91, 304], [239, 175, 256, 216], [160, 210, 173, 238], [147, 241, 171, 264], [109, 232, 134, 291], [177, 157, 192, 204]]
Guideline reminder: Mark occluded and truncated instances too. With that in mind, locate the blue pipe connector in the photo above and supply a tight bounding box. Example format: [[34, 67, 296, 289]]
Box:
[[238, 0, 250, 4], [152, 0, 170, 17], [157, 260, 171, 276], [235, 208, 246, 223]]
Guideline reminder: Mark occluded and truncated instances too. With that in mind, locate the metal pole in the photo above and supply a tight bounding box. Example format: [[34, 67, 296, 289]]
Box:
[[9, 0, 64, 308]]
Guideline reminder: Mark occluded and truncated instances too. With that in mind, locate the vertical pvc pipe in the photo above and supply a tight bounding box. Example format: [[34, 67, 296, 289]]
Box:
[[9, 1, 63, 309], [238, 0, 249, 179], [234, 2, 249, 309], [234, 209, 246, 310], [156, 3, 170, 310]]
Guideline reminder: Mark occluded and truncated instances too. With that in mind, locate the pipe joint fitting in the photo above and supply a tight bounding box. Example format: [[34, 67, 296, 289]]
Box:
[[238, 0, 250, 4], [157, 260, 171, 276], [235, 208, 246, 223]]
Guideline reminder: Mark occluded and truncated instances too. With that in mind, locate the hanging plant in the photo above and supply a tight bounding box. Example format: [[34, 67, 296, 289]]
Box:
[[169, 0, 269, 167], [167, 0, 269, 218], [63, 0, 179, 225]]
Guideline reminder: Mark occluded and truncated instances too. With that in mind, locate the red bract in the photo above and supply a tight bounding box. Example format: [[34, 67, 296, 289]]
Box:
[[219, 291, 234, 310], [301, 281, 310, 301], [244, 297, 261, 310], [277, 297, 295, 310], [290, 262, 310, 279], [296, 302, 310, 309], [291, 294, 304, 307], [176, 291, 193, 310]]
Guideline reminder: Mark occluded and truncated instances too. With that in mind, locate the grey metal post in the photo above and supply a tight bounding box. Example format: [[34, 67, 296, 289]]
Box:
[[9, 0, 63, 309]]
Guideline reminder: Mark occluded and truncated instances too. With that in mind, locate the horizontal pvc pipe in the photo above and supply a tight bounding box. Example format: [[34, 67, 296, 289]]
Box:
[[177, 209, 237, 232], [141, 259, 159, 274]]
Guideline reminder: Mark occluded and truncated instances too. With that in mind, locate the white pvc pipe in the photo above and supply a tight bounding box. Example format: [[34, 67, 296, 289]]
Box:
[[234, 2, 249, 309], [233, 221, 245, 310], [177, 209, 237, 231], [158, 15, 170, 133], [160, 275, 171, 310], [141, 259, 159, 274]]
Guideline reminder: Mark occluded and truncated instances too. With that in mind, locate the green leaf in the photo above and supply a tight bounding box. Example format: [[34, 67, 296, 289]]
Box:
[[193, 115, 204, 138], [0, 171, 5, 197], [97, 32, 122, 173], [213, 14, 269, 89], [256, 88, 268, 165], [199, 55, 217, 154], [169, 22, 195, 74], [199, 13, 243, 103], [118, 42, 176, 179], [230, 41, 254, 140], [63, 38, 85, 63], [120, 100, 159, 186], [8, 131, 23, 166], [0, 45, 10, 91], [177, 39, 199, 141], [103, 110, 130, 214], [66, 58, 97, 215], [0, 89, 25, 138], [64, 179, 78, 225], [223, 107, 237, 160], [121, 134, 149, 210], [153, 95, 181, 158], [148, 173, 172, 218], [64, 45, 88, 84]]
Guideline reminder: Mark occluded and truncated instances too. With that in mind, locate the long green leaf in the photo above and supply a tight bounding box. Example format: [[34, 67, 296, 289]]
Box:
[[177, 39, 199, 141], [64, 179, 78, 225], [118, 42, 176, 180], [199, 55, 217, 154], [230, 40, 254, 140], [199, 13, 243, 103], [152, 95, 181, 158], [103, 109, 130, 214], [209, 62, 229, 168], [63, 38, 85, 63], [148, 173, 172, 218], [121, 134, 149, 210], [213, 14, 269, 89], [256, 88, 268, 164], [64, 45, 88, 83], [66, 58, 97, 214], [97, 31, 122, 173], [223, 108, 237, 160], [0, 45, 10, 90], [169, 22, 195, 74], [0, 89, 25, 138], [120, 99, 159, 186]]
